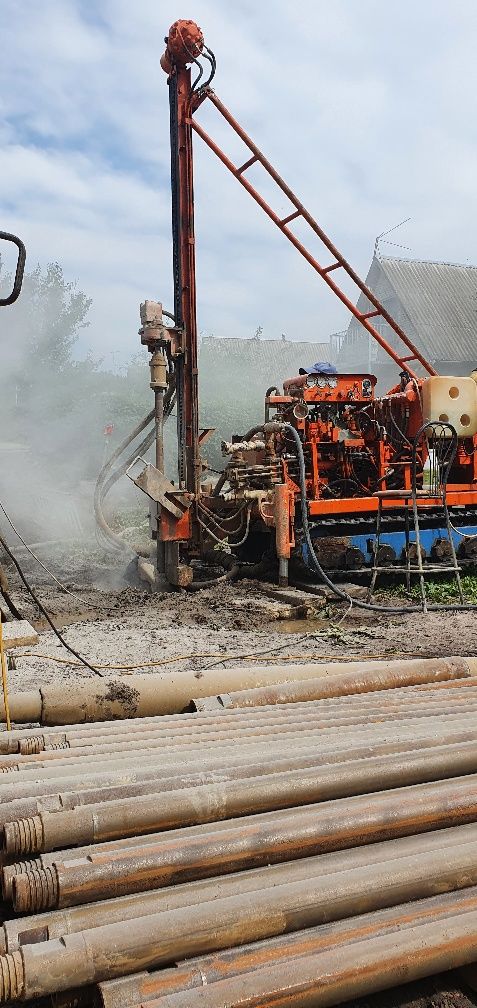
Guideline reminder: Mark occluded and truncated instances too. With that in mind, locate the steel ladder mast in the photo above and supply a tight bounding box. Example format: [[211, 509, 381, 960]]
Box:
[[161, 19, 436, 557]]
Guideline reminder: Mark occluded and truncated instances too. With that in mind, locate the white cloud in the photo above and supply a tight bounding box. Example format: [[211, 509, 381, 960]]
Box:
[[0, 0, 476, 362]]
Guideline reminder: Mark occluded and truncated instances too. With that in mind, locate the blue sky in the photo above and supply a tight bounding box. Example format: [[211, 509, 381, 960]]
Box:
[[1, 0, 476, 364]]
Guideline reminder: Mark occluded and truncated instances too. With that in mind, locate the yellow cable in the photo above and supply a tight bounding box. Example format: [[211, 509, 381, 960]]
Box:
[[16, 650, 404, 670], [0, 622, 11, 731]]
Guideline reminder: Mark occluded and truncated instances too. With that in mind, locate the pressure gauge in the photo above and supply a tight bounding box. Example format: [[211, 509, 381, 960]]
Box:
[[317, 376, 328, 388], [327, 376, 338, 389]]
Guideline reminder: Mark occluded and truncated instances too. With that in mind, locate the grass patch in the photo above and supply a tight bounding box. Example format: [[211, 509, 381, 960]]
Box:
[[391, 574, 477, 605]]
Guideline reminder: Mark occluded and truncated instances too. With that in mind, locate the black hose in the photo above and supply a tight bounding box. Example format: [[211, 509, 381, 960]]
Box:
[[243, 424, 268, 441], [281, 423, 477, 613], [0, 588, 22, 621], [0, 534, 103, 676]]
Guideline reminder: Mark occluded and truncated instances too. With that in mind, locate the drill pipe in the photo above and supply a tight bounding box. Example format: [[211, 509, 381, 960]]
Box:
[[4, 713, 477, 806], [97, 885, 477, 1007], [8, 840, 477, 999], [8, 726, 477, 833], [11, 694, 464, 756], [5, 824, 477, 954], [118, 908, 477, 1008], [0, 738, 434, 830], [12, 773, 477, 911], [10, 796, 477, 906], [4, 656, 475, 724], [199, 656, 477, 709], [6, 676, 477, 754], [8, 705, 477, 780], [10, 738, 477, 856], [6, 700, 477, 778], [14, 694, 477, 760], [12, 685, 477, 758], [7, 713, 477, 790], [9, 685, 477, 755], [14, 700, 477, 762], [4, 704, 477, 801], [215, 661, 477, 708]]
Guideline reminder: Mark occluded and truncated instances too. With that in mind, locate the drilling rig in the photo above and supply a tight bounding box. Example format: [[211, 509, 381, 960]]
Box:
[[127, 19, 477, 593]]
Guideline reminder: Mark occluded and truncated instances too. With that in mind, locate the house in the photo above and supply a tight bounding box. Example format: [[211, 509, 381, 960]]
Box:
[[337, 253, 477, 390]]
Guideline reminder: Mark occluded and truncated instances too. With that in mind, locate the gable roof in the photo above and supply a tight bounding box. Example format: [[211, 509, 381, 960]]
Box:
[[376, 255, 477, 363]]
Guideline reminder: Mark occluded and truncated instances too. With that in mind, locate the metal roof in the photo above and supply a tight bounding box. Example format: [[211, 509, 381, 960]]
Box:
[[377, 255, 477, 363], [199, 337, 332, 377]]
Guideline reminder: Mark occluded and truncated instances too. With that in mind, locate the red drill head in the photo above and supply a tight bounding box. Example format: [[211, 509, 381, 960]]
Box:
[[160, 20, 204, 74]]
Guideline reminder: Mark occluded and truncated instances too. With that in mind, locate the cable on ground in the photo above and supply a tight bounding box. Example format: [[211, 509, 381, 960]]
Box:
[[0, 533, 103, 678], [0, 501, 113, 611]]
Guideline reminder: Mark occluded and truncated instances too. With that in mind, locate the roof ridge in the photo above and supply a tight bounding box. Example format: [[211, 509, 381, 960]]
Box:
[[378, 252, 477, 271]]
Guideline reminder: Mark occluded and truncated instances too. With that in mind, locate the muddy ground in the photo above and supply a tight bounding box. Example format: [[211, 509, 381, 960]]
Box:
[[3, 537, 477, 692], [3, 538, 477, 1008]]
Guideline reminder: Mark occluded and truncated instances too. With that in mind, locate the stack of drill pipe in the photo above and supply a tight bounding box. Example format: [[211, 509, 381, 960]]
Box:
[[6, 690, 477, 856], [5, 674, 477, 1005], [3, 654, 476, 724], [6, 835, 477, 1000], [94, 886, 477, 1007]]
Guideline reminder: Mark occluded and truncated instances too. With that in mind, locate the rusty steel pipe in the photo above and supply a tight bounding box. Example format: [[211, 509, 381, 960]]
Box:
[[5, 672, 477, 748], [9, 795, 477, 907], [12, 773, 477, 912], [5, 675, 477, 753], [202, 655, 477, 709], [5, 656, 476, 724], [7, 701, 477, 775], [97, 884, 477, 1007], [7, 713, 477, 788], [215, 658, 477, 708], [9, 686, 477, 752], [124, 907, 477, 1008], [9, 703, 477, 774], [14, 692, 477, 758], [10, 738, 477, 856], [5, 824, 477, 955], [6, 795, 369, 897], [4, 716, 477, 805], [16, 689, 477, 756], [9, 726, 477, 833], [8, 839, 477, 999]]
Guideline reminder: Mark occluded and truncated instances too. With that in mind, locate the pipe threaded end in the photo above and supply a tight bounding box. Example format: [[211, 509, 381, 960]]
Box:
[[19, 736, 43, 755], [13, 866, 58, 913], [0, 765, 19, 773], [0, 951, 24, 1002], [4, 815, 44, 857], [2, 858, 43, 901], [45, 741, 69, 751]]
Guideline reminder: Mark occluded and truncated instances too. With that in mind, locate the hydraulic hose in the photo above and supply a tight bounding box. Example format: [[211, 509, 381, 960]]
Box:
[[93, 411, 155, 550], [95, 427, 157, 553], [94, 387, 176, 553], [280, 423, 477, 614]]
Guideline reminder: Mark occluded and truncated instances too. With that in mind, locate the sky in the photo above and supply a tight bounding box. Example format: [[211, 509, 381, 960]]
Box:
[[0, 0, 476, 365]]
